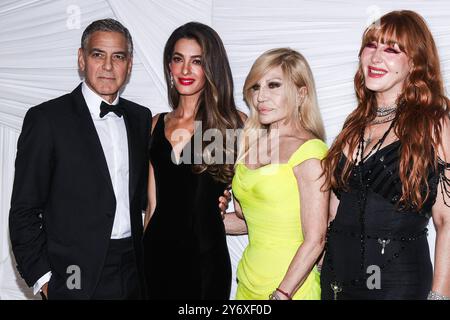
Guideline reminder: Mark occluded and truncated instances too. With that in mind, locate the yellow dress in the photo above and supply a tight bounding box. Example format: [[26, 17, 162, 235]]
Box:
[[232, 139, 328, 300]]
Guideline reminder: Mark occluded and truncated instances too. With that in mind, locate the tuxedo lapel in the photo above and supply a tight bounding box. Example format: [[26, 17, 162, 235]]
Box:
[[70, 85, 115, 199]]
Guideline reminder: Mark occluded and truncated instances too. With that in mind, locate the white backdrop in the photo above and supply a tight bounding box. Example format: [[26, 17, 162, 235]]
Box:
[[1, 0, 449, 299]]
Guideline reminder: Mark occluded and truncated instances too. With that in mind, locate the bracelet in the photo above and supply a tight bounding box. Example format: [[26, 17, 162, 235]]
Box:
[[276, 287, 292, 300], [268, 291, 280, 300], [427, 291, 450, 300]]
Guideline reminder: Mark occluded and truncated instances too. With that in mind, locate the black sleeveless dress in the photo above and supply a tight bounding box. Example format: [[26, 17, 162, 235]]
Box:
[[321, 136, 449, 300], [143, 113, 231, 300]]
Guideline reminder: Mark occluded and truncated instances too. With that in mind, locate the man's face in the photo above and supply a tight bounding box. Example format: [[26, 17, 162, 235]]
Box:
[[78, 31, 132, 103]]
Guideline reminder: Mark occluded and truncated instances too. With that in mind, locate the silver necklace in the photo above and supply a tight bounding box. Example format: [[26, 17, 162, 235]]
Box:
[[375, 104, 397, 117], [364, 104, 397, 143], [371, 112, 396, 125]]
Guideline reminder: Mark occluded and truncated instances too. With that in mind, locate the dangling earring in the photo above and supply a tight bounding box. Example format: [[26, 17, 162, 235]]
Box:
[[170, 73, 174, 88]]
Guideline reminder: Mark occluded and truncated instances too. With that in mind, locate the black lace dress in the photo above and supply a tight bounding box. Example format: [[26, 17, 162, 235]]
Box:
[[321, 129, 450, 300], [143, 113, 231, 299]]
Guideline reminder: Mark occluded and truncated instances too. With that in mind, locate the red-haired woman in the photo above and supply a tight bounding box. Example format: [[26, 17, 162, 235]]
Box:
[[321, 10, 450, 300]]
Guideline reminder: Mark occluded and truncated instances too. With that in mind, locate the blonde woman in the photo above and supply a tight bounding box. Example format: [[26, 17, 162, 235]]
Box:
[[224, 48, 329, 300]]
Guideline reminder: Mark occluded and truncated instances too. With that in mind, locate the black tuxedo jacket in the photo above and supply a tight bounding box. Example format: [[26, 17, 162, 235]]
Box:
[[9, 84, 152, 299]]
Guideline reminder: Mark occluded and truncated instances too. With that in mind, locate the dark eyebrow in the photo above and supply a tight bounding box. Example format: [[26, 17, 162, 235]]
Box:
[[112, 51, 128, 56], [172, 52, 202, 59], [90, 48, 128, 56], [90, 48, 106, 54]]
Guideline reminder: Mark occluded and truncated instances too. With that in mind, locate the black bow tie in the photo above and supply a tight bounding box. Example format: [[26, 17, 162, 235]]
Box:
[[99, 101, 124, 118]]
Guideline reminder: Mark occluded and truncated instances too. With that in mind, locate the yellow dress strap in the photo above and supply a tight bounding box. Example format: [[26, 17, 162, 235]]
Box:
[[288, 138, 328, 168]]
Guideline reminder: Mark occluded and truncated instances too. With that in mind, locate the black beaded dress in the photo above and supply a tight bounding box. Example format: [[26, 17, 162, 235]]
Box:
[[321, 124, 450, 300], [143, 113, 231, 299]]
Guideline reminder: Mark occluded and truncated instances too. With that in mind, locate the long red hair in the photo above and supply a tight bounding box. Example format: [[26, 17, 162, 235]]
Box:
[[323, 10, 450, 210]]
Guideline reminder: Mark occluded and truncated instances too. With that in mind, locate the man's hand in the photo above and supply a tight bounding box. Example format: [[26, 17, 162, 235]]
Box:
[[218, 187, 232, 219]]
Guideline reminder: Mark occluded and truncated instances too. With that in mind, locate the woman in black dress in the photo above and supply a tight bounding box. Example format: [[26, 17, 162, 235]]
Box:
[[321, 10, 450, 300], [143, 22, 245, 299]]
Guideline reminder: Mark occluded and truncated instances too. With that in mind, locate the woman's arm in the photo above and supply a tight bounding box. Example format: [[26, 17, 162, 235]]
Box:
[[317, 191, 340, 270], [144, 162, 156, 230], [430, 115, 450, 298], [275, 158, 329, 299], [143, 114, 161, 231], [223, 196, 248, 235], [220, 110, 247, 234]]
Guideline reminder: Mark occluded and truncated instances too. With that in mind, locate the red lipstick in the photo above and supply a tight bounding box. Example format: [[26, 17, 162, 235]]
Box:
[[368, 66, 387, 78], [178, 78, 195, 86]]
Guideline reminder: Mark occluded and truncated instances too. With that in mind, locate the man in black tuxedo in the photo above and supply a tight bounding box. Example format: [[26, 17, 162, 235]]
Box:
[[9, 19, 151, 299]]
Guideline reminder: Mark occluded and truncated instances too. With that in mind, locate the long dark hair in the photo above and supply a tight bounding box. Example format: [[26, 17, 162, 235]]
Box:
[[323, 10, 450, 210], [163, 22, 243, 184]]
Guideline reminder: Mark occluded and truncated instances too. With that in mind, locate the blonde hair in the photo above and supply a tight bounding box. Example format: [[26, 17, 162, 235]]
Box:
[[237, 48, 325, 163]]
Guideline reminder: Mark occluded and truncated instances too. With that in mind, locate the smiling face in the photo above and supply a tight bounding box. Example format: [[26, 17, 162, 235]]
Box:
[[169, 38, 206, 98], [78, 31, 132, 103], [360, 41, 411, 103], [250, 66, 291, 126]]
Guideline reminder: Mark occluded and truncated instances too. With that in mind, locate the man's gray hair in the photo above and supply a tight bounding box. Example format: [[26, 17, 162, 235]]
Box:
[[81, 18, 133, 56]]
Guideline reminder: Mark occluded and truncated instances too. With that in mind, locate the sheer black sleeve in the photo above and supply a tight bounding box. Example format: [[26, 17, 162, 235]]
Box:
[[438, 157, 450, 207]]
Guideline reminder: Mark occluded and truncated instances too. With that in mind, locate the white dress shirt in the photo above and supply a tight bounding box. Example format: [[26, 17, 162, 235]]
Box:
[[33, 82, 131, 294]]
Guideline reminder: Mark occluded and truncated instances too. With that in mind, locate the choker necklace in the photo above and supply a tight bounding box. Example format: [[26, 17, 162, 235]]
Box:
[[371, 112, 396, 125], [365, 112, 396, 143], [375, 104, 397, 117]]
